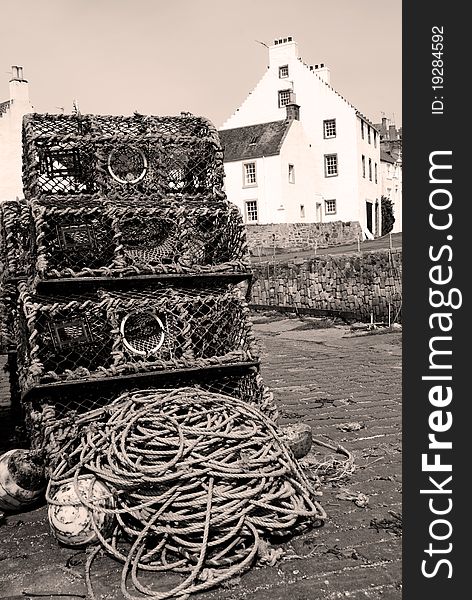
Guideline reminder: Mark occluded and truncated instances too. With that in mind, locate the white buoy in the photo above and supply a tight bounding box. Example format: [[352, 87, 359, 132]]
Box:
[[280, 424, 313, 459], [0, 449, 45, 511], [48, 474, 115, 547]]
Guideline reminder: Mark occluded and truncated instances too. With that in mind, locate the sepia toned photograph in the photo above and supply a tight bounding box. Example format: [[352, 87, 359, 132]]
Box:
[[0, 2, 402, 599]]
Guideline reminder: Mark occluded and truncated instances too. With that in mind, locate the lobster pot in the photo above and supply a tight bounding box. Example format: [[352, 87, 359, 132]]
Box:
[[23, 367, 277, 453], [0, 282, 18, 353], [16, 281, 259, 395], [27, 196, 250, 281], [22, 113, 225, 200], [0, 199, 30, 283]]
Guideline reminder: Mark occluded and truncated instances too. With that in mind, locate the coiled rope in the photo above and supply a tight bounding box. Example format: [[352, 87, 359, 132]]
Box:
[[46, 388, 325, 599]]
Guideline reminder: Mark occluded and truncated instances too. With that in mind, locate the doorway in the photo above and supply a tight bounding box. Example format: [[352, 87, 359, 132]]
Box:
[[366, 201, 373, 235]]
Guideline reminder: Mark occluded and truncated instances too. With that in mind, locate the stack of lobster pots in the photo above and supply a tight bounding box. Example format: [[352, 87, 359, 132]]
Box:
[[0, 112, 276, 454]]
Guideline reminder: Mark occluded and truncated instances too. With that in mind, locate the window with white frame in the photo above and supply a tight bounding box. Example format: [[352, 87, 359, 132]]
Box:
[[324, 154, 338, 177], [245, 200, 258, 222], [368, 158, 372, 181], [375, 162, 378, 183], [243, 162, 257, 186], [278, 89, 291, 107], [361, 120, 364, 139], [279, 65, 289, 78], [325, 199, 337, 215], [288, 163, 295, 183], [373, 130, 377, 148], [323, 119, 336, 138], [367, 125, 371, 144], [300, 204, 305, 218], [362, 155, 366, 178]]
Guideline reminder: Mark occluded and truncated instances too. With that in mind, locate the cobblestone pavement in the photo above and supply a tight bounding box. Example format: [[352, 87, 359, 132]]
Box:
[[0, 318, 402, 600]]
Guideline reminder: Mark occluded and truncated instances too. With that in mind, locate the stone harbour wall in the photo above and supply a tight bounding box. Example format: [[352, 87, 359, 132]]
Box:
[[250, 249, 402, 323], [246, 221, 363, 255]]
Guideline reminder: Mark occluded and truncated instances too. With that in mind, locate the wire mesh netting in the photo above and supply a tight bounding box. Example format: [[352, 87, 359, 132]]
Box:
[[0, 283, 17, 352], [27, 196, 250, 281], [23, 367, 277, 451], [22, 113, 225, 201], [0, 199, 30, 282], [0, 200, 30, 350], [16, 281, 259, 394], [8, 111, 277, 470]]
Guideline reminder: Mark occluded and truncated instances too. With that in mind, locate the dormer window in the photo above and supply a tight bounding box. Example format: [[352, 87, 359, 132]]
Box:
[[249, 136, 259, 145], [279, 65, 289, 78]]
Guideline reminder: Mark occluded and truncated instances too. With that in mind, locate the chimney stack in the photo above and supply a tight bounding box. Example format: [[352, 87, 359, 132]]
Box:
[[9, 65, 29, 106], [388, 124, 398, 141], [269, 36, 299, 68], [312, 63, 330, 84], [286, 102, 300, 121]]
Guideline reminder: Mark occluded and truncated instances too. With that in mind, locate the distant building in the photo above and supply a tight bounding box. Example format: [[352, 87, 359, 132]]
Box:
[[219, 37, 382, 238], [0, 66, 34, 202], [375, 116, 402, 143], [375, 117, 402, 233]]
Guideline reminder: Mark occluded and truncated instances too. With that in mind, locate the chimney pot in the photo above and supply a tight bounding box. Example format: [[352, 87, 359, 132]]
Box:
[[10, 65, 26, 82]]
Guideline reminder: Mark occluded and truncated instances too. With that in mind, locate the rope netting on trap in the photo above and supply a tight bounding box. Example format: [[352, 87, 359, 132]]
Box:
[[0, 200, 28, 350], [45, 388, 326, 599], [27, 196, 250, 281], [16, 281, 258, 395], [22, 113, 226, 201], [23, 368, 277, 452], [0, 198, 30, 283]]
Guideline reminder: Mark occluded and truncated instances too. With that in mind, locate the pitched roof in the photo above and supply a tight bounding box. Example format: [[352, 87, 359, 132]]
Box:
[[0, 100, 11, 117], [380, 149, 396, 164], [218, 120, 291, 162], [355, 110, 379, 132]]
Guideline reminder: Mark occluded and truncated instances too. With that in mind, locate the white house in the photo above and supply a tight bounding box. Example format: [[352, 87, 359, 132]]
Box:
[[0, 67, 34, 202], [380, 147, 402, 234], [219, 110, 321, 224], [219, 37, 382, 237], [375, 118, 402, 233]]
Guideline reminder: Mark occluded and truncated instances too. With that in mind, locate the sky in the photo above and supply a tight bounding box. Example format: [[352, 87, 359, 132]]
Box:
[[0, 0, 401, 129]]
